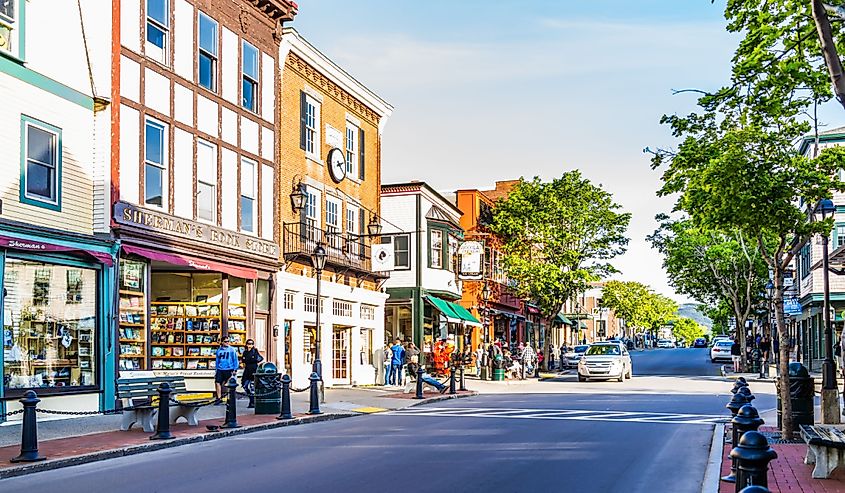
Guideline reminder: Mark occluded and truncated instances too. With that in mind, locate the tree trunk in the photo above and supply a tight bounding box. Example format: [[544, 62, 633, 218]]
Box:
[[812, 0, 845, 110], [773, 261, 795, 439], [736, 314, 748, 372]]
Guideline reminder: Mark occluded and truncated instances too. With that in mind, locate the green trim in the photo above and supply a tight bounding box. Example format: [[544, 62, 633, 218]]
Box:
[[423, 288, 461, 301], [555, 312, 573, 325], [18, 0, 24, 60], [20, 115, 62, 211], [385, 287, 415, 300], [799, 132, 845, 154], [449, 302, 481, 324], [0, 57, 94, 110], [425, 295, 461, 321]]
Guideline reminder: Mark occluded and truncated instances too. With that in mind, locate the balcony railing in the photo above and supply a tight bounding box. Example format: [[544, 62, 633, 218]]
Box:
[[283, 222, 379, 275]]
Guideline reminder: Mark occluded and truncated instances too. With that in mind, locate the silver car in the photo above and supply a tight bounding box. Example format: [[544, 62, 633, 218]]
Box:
[[563, 345, 590, 368], [578, 342, 633, 382]]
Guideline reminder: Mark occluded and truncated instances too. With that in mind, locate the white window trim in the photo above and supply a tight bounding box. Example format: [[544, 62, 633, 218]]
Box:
[[345, 121, 358, 182], [197, 11, 218, 93], [196, 139, 217, 224], [430, 230, 443, 269], [241, 40, 259, 113], [240, 157, 257, 234], [145, 0, 170, 66], [304, 95, 321, 162], [0, 0, 18, 58], [144, 117, 168, 210]]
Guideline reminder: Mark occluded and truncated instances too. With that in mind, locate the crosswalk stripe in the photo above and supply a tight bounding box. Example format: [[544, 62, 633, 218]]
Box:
[[386, 407, 728, 426]]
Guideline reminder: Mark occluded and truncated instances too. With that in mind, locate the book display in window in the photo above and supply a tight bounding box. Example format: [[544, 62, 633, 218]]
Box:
[[118, 259, 147, 371], [150, 301, 221, 370], [227, 304, 247, 363]]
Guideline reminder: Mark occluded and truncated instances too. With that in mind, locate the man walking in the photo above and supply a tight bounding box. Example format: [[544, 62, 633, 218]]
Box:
[[215, 336, 239, 403], [730, 337, 742, 373], [390, 339, 406, 385], [758, 335, 771, 378]]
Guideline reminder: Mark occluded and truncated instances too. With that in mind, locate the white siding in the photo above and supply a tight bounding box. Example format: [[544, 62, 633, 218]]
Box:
[[221, 149, 238, 230], [222, 107, 237, 145], [261, 126, 274, 161], [25, 0, 91, 96], [120, 55, 141, 103], [261, 164, 273, 240], [173, 129, 193, 219], [221, 27, 238, 105], [92, 104, 110, 233], [173, 0, 194, 81], [120, 0, 141, 52], [261, 52, 275, 123], [196, 95, 218, 137], [119, 104, 141, 205], [380, 194, 419, 289], [241, 117, 259, 156], [173, 84, 193, 125], [144, 68, 171, 117]]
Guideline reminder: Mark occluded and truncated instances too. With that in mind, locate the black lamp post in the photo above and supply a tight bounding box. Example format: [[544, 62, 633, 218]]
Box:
[[766, 280, 776, 366], [311, 243, 327, 399], [290, 178, 305, 214], [367, 214, 382, 237], [481, 282, 491, 344], [816, 198, 839, 423]]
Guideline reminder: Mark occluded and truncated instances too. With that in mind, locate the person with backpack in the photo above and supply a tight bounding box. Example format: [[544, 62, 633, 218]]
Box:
[[390, 339, 406, 385]]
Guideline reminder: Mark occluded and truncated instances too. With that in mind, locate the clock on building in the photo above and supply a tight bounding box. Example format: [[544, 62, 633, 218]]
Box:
[[327, 148, 346, 183]]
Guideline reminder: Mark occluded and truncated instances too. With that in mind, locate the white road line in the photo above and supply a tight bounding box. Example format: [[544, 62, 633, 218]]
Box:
[[387, 407, 728, 426]]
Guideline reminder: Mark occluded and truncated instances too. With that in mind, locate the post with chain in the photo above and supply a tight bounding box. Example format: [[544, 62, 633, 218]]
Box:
[[308, 372, 321, 415], [277, 374, 293, 420], [10, 390, 45, 463], [415, 366, 424, 399], [221, 376, 241, 429], [459, 365, 467, 391], [150, 382, 175, 440], [449, 367, 456, 395]]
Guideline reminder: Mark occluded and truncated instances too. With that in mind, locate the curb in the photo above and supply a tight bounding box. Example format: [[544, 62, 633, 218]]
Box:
[[0, 412, 357, 480], [405, 391, 478, 408], [700, 422, 726, 493]]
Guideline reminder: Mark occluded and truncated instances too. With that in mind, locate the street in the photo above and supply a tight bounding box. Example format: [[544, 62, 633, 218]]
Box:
[[0, 349, 775, 493]]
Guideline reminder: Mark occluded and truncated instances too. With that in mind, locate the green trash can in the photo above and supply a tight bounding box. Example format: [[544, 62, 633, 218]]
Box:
[[253, 363, 281, 415], [493, 368, 505, 381]]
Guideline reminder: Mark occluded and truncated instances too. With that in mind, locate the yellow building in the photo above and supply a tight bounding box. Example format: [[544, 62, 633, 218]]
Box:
[[276, 28, 393, 387]]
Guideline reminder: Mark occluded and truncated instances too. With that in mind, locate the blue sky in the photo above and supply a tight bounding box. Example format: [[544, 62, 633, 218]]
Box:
[[292, 1, 843, 304]]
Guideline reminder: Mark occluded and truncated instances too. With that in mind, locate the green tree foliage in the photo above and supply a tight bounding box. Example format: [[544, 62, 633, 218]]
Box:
[[489, 173, 631, 318], [601, 280, 678, 335], [704, 300, 733, 337], [671, 317, 707, 346]]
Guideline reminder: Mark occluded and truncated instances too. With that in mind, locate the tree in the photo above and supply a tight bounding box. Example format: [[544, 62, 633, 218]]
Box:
[[671, 317, 707, 346], [648, 216, 768, 369], [703, 300, 733, 337], [601, 281, 678, 339], [489, 173, 631, 319]]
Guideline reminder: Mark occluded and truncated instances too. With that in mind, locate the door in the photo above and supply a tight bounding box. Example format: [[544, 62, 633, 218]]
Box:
[[332, 327, 350, 382], [254, 314, 269, 364]]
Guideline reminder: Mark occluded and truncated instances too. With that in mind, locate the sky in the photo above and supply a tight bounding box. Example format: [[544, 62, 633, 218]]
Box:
[[292, 1, 841, 304]]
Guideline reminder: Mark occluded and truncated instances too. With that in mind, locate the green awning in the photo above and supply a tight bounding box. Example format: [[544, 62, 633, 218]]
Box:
[[555, 312, 573, 325], [449, 302, 482, 327], [579, 321, 588, 329], [425, 296, 461, 323]]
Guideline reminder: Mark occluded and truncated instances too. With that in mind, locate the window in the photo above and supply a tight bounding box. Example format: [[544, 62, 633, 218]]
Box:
[[66, 269, 83, 304], [241, 41, 259, 112], [304, 189, 317, 226], [345, 122, 358, 178], [283, 291, 295, 310], [430, 230, 443, 268], [326, 198, 340, 250], [302, 94, 320, 155], [361, 304, 376, 320], [303, 326, 315, 364], [333, 300, 353, 317], [346, 206, 359, 256], [395, 235, 410, 269], [255, 279, 270, 311], [837, 224, 845, 249], [144, 119, 167, 207], [448, 235, 459, 272], [198, 13, 217, 91], [146, 0, 169, 64], [0, 0, 16, 56], [360, 329, 373, 365], [240, 158, 256, 232], [304, 295, 317, 313], [800, 244, 811, 279], [196, 140, 216, 222], [22, 117, 60, 208]]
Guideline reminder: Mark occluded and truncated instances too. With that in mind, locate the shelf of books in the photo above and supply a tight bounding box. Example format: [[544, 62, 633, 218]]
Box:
[[228, 303, 247, 362], [118, 289, 147, 371], [150, 302, 221, 371]]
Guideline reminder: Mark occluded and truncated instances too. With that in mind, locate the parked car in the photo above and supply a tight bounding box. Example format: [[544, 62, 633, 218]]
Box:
[[710, 336, 731, 347], [710, 340, 734, 362], [563, 345, 590, 368], [656, 339, 674, 348], [693, 338, 708, 348], [577, 342, 632, 382]]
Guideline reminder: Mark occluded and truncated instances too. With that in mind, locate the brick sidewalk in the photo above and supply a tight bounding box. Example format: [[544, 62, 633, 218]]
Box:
[[719, 426, 845, 493]]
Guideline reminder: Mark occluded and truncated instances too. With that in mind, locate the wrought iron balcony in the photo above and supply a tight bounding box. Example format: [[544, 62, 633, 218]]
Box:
[[283, 222, 382, 276]]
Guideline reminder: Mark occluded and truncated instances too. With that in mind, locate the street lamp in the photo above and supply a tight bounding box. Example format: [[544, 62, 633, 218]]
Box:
[[766, 280, 776, 366], [367, 214, 382, 237], [481, 282, 491, 344], [816, 198, 839, 423], [311, 243, 327, 401], [289, 177, 305, 214]]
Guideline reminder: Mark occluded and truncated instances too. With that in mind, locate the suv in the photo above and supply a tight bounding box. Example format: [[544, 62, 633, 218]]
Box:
[[578, 342, 632, 382]]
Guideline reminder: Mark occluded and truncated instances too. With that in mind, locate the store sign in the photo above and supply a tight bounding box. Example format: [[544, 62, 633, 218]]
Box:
[[152, 369, 214, 378], [458, 241, 483, 280], [784, 297, 802, 315], [114, 202, 278, 260], [371, 243, 395, 272]]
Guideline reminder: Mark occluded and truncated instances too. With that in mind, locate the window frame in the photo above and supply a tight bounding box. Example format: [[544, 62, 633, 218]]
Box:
[[304, 95, 320, 157], [20, 115, 62, 211], [240, 157, 256, 233], [241, 40, 259, 113], [0, 0, 21, 60], [196, 139, 217, 223], [143, 117, 168, 209], [145, 0, 170, 65], [429, 229, 444, 269], [345, 121, 358, 179], [393, 234, 411, 270], [197, 11, 218, 92]]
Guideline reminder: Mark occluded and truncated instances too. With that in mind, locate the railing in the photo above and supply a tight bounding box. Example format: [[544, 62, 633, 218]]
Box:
[[283, 222, 375, 274]]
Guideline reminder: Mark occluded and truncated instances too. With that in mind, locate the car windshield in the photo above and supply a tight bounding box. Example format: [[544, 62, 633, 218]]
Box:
[[586, 345, 621, 356], [573, 345, 589, 353]]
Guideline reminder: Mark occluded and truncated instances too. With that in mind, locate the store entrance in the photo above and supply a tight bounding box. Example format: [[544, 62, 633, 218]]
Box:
[[332, 327, 350, 383]]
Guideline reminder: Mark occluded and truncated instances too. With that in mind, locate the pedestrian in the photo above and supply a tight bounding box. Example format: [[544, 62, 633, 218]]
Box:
[[551, 345, 560, 371], [241, 338, 263, 408], [382, 343, 393, 385], [419, 368, 448, 393], [406, 342, 420, 377], [214, 336, 239, 404], [390, 338, 406, 385], [730, 337, 742, 373], [475, 345, 485, 377]]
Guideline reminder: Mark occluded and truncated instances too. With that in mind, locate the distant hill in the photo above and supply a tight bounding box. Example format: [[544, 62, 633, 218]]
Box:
[[677, 303, 712, 329]]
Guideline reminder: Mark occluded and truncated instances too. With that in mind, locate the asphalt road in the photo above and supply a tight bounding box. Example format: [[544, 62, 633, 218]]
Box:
[[631, 346, 722, 376], [0, 349, 767, 493]]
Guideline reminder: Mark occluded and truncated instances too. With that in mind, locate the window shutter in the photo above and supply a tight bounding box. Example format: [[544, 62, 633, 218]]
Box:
[[359, 211, 366, 258], [299, 91, 307, 150], [358, 128, 365, 180]]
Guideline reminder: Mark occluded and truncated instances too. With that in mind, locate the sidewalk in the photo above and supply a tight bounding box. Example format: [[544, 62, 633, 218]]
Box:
[[0, 386, 476, 479]]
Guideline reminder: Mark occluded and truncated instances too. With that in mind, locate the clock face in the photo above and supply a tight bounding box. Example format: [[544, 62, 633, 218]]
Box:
[[328, 148, 346, 183]]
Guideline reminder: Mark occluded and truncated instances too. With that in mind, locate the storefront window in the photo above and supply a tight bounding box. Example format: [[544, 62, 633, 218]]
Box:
[[3, 258, 97, 391], [255, 279, 270, 311]]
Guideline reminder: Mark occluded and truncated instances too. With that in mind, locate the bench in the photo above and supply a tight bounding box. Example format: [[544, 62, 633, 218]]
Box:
[[801, 424, 845, 478], [117, 375, 209, 432]]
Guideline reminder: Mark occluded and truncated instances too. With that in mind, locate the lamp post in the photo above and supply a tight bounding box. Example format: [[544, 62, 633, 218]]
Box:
[[766, 280, 776, 367], [481, 282, 491, 343], [816, 198, 840, 424], [311, 243, 327, 403]]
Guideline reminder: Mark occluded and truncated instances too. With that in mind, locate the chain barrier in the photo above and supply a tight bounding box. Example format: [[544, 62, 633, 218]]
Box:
[[0, 409, 24, 419], [167, 397, 220, 409], [290, 386, 310, 393], [35, 408, 126, 416]]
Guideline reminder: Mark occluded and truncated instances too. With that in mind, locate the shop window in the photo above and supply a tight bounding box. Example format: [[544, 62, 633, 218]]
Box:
[[197, 12, 217, 92], [118, 259, 147, 371], [240, 158, 256, 233], [255, 279, 270, 312], [360, 328, 372, 365], [21, 116, 61, 210], [146, 0, 169, 65], [241, 41, 259, 112], [304, 326, 315, 364], [144, 119, 167, 208], [4, 258, 97, 391], [66, 269, 83, 304]]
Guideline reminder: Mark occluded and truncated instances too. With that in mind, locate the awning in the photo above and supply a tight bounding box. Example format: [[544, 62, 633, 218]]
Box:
[[526, 304, 541, 315], [490, 308, 526, 320], [425, 295, 461, 323], [578, 321, 588, 329], [0, 234, 113, 266], [122, 245, 258, 280], [449, 302, 482, 327], [555, 312, 573, 325]]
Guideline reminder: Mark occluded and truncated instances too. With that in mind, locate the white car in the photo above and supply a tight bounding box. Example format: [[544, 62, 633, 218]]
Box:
[[563, 345, 590, 368], [711, 336, 731, 347], [656, 339, 674, 348], [578, 342, 632, 382], [710, 340, 734, 362]]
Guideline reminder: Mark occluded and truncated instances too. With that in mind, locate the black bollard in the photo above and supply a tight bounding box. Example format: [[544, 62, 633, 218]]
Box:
[[731, 380, 749, 394], [150, 382, 175, 440], [10, 391, 45, 463], [737, 386, 755, 404], [726, 392, 749, 417], [415, 366, 424, 399], [730, 430, 777, 492], [459, 366, 467, 391], [736, 376, 747, 384], [221, 376, 240, 429], [308, 372, 321, 415], [722, 404, 764, 483], [277, 374, 293, 420], [738, 486, 770, 493], [449, 367, 456, 395]]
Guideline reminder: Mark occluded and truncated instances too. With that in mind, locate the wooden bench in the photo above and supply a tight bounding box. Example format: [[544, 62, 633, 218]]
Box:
[[801, 424, 845, 478], [117, 375, 209, 432]]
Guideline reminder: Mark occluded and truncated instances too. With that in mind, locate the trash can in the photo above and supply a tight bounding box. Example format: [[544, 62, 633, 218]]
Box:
[[750, 349, 761, 374], [776, 362, 814, 429], [480, 366, 489, 380], [253, 363, 281, 415], [493, 368, 505, 381]]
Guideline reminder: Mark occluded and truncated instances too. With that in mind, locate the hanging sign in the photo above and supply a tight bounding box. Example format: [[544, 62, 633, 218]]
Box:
[[371, 242, 395, 272], [783, 297, 802, 316], [458, 241, 484, 280]]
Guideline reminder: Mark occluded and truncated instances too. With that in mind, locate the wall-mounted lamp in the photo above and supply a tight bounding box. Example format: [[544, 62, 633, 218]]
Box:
[[290, 176, 305, 213]]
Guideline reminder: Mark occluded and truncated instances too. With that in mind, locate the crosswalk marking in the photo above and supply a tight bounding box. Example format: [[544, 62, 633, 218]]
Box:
[[387, 407, 728, 425]]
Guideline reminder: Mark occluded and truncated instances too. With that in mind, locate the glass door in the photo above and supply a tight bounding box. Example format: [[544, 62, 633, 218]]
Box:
[[332, 327, 349, 381]]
